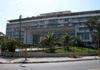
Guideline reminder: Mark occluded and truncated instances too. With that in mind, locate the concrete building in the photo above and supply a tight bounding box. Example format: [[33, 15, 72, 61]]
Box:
[[6, 10, 100, 47]]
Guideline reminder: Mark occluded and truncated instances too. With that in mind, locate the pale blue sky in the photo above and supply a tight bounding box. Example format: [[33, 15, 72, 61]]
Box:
[[0, 0, 100, 34]]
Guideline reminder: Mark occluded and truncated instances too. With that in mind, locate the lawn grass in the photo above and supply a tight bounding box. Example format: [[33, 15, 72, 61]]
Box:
[[55, 46, 99, 53], [27, 46, 99, 53]]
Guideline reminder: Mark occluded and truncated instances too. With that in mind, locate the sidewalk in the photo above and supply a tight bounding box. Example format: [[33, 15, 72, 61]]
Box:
[[0, 56, 100, 64]]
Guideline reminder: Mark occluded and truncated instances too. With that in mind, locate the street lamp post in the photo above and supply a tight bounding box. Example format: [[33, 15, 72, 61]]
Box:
[[25, 23, 31, 61]]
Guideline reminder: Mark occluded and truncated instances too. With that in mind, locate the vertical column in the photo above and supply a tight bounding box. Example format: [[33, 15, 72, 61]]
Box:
[[75, 26, 77, 38]]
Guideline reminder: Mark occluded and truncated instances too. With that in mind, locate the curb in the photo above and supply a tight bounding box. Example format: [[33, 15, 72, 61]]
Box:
[[0, 59, 100, 64]]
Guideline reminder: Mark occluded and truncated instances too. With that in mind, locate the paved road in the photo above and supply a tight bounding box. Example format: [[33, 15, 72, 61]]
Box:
[[0, 60, 100, 70]]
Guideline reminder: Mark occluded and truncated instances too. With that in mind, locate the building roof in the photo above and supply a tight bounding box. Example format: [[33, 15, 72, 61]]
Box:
[[8, 10, 100, 23]]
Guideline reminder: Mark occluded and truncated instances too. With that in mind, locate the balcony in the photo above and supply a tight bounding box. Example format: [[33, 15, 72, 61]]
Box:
[[77, 28, 89, 32], [78, 25, 87, 27], [82, 39, 91, 42], [31, 24, 38, 26], [58, 20, 68, 24], [72, 20, 79, 23], [80, 19, 88, 22], [49, 22, 58, 25]]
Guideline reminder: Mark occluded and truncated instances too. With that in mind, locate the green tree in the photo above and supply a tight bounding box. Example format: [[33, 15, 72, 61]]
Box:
[[0, 36, 20, 52], [39, 31, 56, 53], [39, 38, 45, 51], [0, 32, 4, 36], [0, 32, 4, 40], [0, 36, 8, 52], [7, 38, 19, 52], [86, 16, 100, 56], [62, 33, 75, 51], [75, 36, 84, 47]]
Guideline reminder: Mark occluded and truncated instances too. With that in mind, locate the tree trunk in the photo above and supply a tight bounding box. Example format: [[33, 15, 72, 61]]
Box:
[[66, 45, 70, 51], [99, 49, 100, 57], [49, 45, 52, 53]]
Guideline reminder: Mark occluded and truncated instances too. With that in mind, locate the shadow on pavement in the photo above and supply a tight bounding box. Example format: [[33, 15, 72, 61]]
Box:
[[19, 61, 26, 68]]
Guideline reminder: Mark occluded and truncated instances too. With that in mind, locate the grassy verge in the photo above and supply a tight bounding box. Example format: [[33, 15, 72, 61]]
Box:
[[55, 46, 98, 53], [26, 46, 99, 53]]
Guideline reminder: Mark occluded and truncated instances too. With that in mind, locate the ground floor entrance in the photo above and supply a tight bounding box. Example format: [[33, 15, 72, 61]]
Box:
[[24, 26, 75, 44]]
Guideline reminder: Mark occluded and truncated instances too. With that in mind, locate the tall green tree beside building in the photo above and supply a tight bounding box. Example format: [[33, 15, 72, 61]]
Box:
[[86, 16, 100, 56]]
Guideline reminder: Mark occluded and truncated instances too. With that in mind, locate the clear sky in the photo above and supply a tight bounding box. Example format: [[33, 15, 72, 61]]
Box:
[[0, 0, 100, 34]]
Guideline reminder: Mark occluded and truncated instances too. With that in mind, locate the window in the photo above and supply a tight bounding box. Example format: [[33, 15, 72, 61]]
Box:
[[64, 19, 68, 22], [79, 28, 83, 31], [40, 25, 44, 28], [48, 25, 58, 27], [81, 23, 86, 26], [82, 33, 89, 40], [64, 23, 69, 26], [40, 21, 44, 23], [80, 17, 89, 21], [49, 20, 58, 24]]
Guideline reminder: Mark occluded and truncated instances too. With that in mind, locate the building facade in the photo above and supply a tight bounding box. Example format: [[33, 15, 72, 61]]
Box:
[[6, 10, 100, 47]]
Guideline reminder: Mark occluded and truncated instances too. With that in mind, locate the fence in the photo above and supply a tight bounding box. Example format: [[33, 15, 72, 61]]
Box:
[[1, 52, 98, 57]]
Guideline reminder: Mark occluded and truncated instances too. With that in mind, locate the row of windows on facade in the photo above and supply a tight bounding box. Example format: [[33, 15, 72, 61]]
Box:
[[7, 22, 87, 32], [78, 33, 89, 40], [7, 21, 87, 30], [7, 31, 89, 41], [79, 28, 97, 32], [8, 17, 90, 26]]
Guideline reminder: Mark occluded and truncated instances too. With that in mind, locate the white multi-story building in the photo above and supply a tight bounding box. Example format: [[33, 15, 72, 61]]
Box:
[[6, 10, 100, 47]]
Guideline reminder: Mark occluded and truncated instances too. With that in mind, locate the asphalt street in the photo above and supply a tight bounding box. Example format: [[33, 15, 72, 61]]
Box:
[[0, 60, 100, 70]]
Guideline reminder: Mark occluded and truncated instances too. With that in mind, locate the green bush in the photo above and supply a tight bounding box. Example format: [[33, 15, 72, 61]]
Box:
[[0, 36, 19, 52], [0, 36, 8, 51], [7, 38, 19, 52], [68, 54, 82, 58], [44, 48, 55, 53]]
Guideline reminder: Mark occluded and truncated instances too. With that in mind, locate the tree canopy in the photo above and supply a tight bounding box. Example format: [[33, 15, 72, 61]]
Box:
[[39, 31, 56, 53], [62, 33, 75, 50], [86, 16, 100, 56]]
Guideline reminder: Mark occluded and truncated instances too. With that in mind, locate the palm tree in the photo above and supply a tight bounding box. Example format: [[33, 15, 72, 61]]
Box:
[[0, 32, 4, 40], [75, 36, 83, 47], [0, 32, 4, 36], [62, 33, 75, 51], [38, 38, 45, 51], [39, 31, 56, 53]]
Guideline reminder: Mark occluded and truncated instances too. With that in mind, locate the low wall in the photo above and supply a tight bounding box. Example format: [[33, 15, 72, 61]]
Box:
[[1, 52, 98, 57]]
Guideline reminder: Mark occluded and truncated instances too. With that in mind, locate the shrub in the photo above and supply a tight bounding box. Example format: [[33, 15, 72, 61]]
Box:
[[0, 36, 19, 52], [68, 54, 82, 58], [7, 38, 19, 52]]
